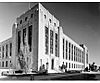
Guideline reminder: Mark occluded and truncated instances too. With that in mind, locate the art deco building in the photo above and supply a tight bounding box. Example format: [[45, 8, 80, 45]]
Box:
[[0, 3, 89, 73]]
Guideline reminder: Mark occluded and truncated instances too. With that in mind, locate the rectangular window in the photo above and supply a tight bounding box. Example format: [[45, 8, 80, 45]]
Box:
[[82, 51, 84, 63], [2, 46, 4, 58], [86, 53, 88, 64], [69, 43, 70, 60], [6, 44, 8, 58], [72, 44, 73, 61], [66, 62, 67, 68], [45, 26, 49, 54], [79, 50, 81, 62], [50, 30, 53, 54], [31, 14, 33, 18], [28, 25, 32, 52], [79, 50, 80, 62], [2, 61, 4, 67], [82, 52, 83, 63], [69, 63, 70, 68], [78, 49, 80, 62], [23, 28, 26, 45], [55, 33, 58, 57], [6, 61, 8, 67], [80, 51, 82, 62], [51, 59, 54, 69], [76, 47, 77, 62], [10, 43, 12, 56], [66, 41, 68, 60], [74, 46, 75, 61], [74, 64, 75, 68], [63, 38, 64, 59], [18, 31, 21, 53], [77, 49, 79, 62]]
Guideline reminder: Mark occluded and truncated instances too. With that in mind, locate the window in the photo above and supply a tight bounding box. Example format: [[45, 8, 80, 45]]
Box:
[[2, 46, 4, 58], [80, 51, 81, 62], [6, 44, 8, 58], [74, 46, 75, 61], [10, 60, 11, 63], [77, 49, 79, 62], [69, 43, 70, 60], [82, 51, 84, 63], [86, 53, 88, 64], [23, 28, 26, 45], [6, 61, 8, 67], [54, 23, 56, 26], [69, 63, 70, 68], [76, 47, 77, 62], [80, 50, 81, 62], [66, 62, 67, 68], [25, 17, 27, 21], [45, 26, 49, 54], [50, 30, 53, 54], [78, 49, 80, 62], [2, 61, 4, 67], [49, 19, 51, 23], [18, 31, 21, 53], [28, 25, 32, 52], [55, 33, 58, 57], [74, 64, 75, 68], [31, 14, 33, 18], [72, 44, 73, 61], [20, 20, 22, 24], [51, 59, 54, 69], [63, 38, 64, 59], [44, 15, 46, 19], [9, 60, 12, 67], [66, 41, 68, 60], [10, 43, 12, 56]]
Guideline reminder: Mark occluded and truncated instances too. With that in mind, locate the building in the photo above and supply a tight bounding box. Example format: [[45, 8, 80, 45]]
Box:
[[0, 38, 12, 73], [0, 3, 89, 73]]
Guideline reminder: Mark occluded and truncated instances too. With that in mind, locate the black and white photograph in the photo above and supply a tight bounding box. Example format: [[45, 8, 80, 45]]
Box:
[[0, 2, 100, 80]]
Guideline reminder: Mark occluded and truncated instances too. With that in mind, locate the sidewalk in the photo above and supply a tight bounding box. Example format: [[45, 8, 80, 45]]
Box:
[[81, 71, 100, 74]]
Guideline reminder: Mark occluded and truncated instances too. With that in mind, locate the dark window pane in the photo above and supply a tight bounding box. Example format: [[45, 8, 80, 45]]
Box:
[[18, 31, 21, 53], [45, 26, 49, 54], [28, 25, 32, 52]]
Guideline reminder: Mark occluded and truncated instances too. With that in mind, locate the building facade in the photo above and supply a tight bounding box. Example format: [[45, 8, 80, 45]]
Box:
[[0, 38, 12, 70], [0, 3, 89, 73]]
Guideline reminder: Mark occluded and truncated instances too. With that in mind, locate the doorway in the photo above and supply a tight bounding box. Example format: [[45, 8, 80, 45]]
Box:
[[51, 59, 54, 69]]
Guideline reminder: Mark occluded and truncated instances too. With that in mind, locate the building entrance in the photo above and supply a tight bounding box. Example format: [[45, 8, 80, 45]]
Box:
[[51, 59, 54, 69]]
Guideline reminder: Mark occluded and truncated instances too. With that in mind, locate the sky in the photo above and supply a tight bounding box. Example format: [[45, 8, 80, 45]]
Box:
[[0, 2, 100, 65]]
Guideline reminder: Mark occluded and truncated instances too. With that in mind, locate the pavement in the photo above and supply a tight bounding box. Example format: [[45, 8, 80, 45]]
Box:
[[0, 72, 100, 80], [81, 71, 100, 74]]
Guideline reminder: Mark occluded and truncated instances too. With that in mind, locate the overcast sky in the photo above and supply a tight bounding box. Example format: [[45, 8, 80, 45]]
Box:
[[0, 2, 100, 65]]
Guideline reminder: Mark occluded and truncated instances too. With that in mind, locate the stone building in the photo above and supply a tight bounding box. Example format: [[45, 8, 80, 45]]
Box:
[[0, 3, 89, 73], [0, 38, 12, 71]]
